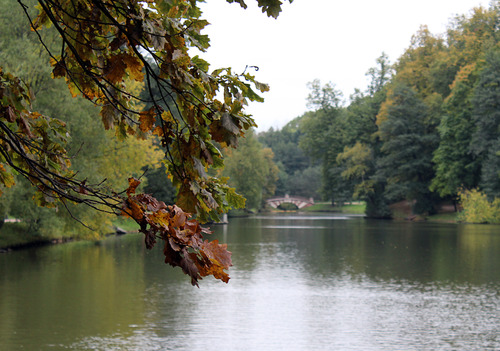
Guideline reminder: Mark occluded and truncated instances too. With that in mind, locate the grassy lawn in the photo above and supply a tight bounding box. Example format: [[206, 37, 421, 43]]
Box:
[[111, 217, 140, 232], [301, 202, 366, 214], [426, 212, 459, 223]]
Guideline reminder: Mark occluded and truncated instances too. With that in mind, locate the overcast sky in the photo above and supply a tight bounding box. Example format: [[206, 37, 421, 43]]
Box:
[[198, 0, 487, 131]]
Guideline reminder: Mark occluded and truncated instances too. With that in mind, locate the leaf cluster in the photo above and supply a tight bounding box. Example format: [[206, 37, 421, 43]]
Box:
[[122, 178, 231, 286]]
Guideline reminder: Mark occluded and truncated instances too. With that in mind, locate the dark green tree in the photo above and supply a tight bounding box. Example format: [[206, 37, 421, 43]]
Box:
[[431, 79, 480, 198], [258, 116, 318, 198], [471, 48, 500, 198], [341, 55, 392, 218], [299, 81, 349, 204], [377, 84, 438, 214]]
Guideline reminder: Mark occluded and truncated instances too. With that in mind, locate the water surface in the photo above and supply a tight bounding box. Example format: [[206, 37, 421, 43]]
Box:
[[1, 213, 499, 350]]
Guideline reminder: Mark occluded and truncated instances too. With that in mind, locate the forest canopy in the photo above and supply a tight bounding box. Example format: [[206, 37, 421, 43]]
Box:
[[0, 0, 292, 285]]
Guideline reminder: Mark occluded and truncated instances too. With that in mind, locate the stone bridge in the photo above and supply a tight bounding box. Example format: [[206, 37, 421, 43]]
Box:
[[266, 194, 314, 209]]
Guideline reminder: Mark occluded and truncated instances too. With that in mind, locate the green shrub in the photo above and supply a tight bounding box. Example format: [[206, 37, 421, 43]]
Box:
[[457, 189, 500, 224]]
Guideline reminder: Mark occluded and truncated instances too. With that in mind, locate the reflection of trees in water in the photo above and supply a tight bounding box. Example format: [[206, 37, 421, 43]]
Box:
[[0, 236, 148, 345], [283, 218, 500, 286]]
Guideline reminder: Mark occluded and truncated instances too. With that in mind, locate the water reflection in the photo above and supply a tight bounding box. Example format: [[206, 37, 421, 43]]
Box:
[[1, 214, 499, 350]]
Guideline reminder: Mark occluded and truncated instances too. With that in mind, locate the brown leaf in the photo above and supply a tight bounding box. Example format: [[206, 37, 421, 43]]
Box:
[[127, 199, 144, 220], [171, 206, 187, 228], [5, 106, 16, 123], [52, 60, 67, 78], [144, 228, 157, 249], [100, 104, 117, 130], [139, 108, 156, 132], [201, 239, 232, 269], [164, 242, 201, 287], [104, 55, 127, 84], [19, 115, 34, 138], [134, 193, 168, 212], [127, 177, 141, 195]]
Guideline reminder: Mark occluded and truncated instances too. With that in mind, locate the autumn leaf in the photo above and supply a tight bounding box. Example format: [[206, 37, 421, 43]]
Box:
[[126, 177, 141, 195], [201, 239, 232, 268], [121, 54, 144, 81], [139, 108, 156, 132], [5, 106, 16, 123], [18, 115, 34, 138], [104, 55, 128, 84], [52, 60, 67, 78], [0, 164, 15, 189], [100, 104, 117, 130], [171, 206, 187, 227]]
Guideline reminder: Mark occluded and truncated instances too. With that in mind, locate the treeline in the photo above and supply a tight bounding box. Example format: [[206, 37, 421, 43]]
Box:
[[257, 3, 500, 221], [2, 0, 500, 232]]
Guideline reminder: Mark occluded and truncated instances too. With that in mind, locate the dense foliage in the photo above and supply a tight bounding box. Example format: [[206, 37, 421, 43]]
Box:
[[221, 129, 278, 210], [258, 116, 320, 200]]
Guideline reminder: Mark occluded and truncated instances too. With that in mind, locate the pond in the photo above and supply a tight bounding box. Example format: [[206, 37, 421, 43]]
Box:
[[1, 213, 499, 350]]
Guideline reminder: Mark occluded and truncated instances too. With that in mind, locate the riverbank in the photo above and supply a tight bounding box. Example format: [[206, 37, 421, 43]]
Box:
[[0, 218, 139, 252], [0, 222, 63, 252], [0, 206, 487, 251], [304, 201, 461, 223]]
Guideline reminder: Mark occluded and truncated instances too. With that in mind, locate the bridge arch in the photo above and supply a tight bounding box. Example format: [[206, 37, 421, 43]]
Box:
[[266, 194, 314, 209]]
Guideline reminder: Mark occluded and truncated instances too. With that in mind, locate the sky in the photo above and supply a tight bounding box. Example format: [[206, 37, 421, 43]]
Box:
[[197, 0, 488, 131]]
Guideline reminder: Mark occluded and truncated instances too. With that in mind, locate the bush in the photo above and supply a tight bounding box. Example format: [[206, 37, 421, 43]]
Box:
[[457, 188, 500, 224]]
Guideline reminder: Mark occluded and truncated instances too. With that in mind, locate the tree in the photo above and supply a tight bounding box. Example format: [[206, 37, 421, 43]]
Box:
[[471, 48, 500, 198], [393, 26, 445, 97], [286, 165, 322, 199], [0, 0, 292, 286], [376, 84, 438, 214], [336, 142, 374, 199], [306, 79, 342, 111], [430, 79, 480, 199], [346, 56, 394, 218], [258, 116, 317, 198], [366, 52, 393, 96], [222, 129, 278, 210], [300, 81, 347, 204]]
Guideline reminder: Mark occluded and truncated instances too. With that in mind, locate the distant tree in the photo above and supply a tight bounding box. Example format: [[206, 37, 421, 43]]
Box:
[[366, 52, 393, 96], [143, 163, 177, 205], [300, 81, 348, 204], [336, 142, 374, 199], [377, 84, 438, 214], [343, 55, 392, 217], [471, 48, 500, 198], [258, 117, 310, 177], [258, 116, 318, 198], [306, 79, 343, 111], [222, 129, 278, 210], [430, 79, 480, 199], [393, 26, 445, 97], [286, 166, 322, 199]]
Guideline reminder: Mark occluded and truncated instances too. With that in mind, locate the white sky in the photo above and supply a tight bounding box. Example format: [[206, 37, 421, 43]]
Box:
[[198, 0, 488, 131]]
